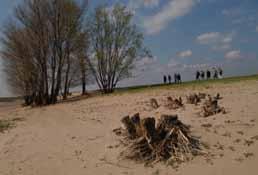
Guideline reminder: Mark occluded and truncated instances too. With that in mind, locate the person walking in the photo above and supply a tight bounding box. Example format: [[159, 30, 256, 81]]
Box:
[[196, 70, 200, 80], [213, 68, 218, 79], [206, 70, 211, 79], [201, 71, 205, 80], [218, 67, 223, 79], [168, 75, 172, 84], [174, 73, 178, 84], [163, 75, 167, 84], [178, 73, 182, 83]]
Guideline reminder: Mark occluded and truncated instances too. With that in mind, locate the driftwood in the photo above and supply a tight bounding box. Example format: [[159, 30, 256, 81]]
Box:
[[150, 98, 159, 109], [166, 97, 184, 110], [214, 93, 222, 100], [186, 93, 221, 105], [201, 97, 226, 117], [198, 93, 207, 99], [186, 94, 201, 105], [115, 114, 202, 165]]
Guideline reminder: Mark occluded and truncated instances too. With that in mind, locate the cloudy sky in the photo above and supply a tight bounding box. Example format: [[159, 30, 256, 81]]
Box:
[[1, 0, 258, 96]]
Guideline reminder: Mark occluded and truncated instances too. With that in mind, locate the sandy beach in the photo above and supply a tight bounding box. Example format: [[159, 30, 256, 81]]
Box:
[[1, 79, 258, 175]]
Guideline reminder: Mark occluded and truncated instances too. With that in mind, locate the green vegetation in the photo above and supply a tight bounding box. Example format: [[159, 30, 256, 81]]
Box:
[[0, 118, 24, 133], [113, 74, 258, 94], [0, 120, 13, 133]]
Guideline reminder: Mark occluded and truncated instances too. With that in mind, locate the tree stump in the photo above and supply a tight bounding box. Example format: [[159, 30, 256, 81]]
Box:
[[116, 113, 202, 165], [214, 93, 222, 100], [150, 98, 159, 109], [141, 118, 160, 147], [201, 97, 226, 117], [121, 116, 137, 138], [131, 113, 143, 137], [198, 93, 207, 99], [186, 94, 201, 105], [166, 97, 183, 109]]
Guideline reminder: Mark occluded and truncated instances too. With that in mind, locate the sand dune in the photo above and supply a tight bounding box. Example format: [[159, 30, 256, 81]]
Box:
[[0, 80, 258, 175]]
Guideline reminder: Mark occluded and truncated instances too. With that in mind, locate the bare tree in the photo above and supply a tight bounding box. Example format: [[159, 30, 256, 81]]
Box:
[[88, 4, 146, 93], [1, 0, 88, 105], [75, 31, 90, 95]]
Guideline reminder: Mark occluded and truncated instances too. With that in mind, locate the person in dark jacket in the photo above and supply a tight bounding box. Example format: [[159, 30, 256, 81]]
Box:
[[218, 67, 223, 79], [178, 73, 182, 83], [206, 70, 211, 79], [196, 70, 200, 80], [213, 69, 218, 79], [168, 75, 172, 84], [174, 73, 177, 84], [163, 75, 167, 84], [201, 71, 205, 80]]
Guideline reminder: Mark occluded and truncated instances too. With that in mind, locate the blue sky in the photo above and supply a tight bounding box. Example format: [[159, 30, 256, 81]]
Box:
[[1, 0, 258, 96]]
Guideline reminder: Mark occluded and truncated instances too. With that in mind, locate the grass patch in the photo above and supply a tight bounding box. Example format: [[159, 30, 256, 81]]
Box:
[[0, 120, 14, 133], [0, 118, 24, 133]]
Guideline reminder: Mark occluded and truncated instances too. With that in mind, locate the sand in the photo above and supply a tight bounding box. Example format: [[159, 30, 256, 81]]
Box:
[[0, 80, 258, 175]]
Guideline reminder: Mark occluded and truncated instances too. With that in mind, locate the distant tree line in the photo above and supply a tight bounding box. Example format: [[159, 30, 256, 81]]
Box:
[[1, 0, 146, 106]]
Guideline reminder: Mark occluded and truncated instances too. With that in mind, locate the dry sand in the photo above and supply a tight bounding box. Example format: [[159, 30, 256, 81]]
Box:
[[1, 80, 258, 175]]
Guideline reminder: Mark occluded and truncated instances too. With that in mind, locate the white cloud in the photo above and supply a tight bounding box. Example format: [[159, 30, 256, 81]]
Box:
[[197, 32, 235, 51], [212, 44, 231, 51], [196, 32, 220, 44], [177, 50, 193, 58], [143, 0, 160, 7], [134, 56, 160, 74], [222, 36, 233, 43], [143, 0, 198, 35], [183, 63, 210, 69], [128, 0, 160, 11], [225, 50, 242, 60], [167, 58, 211, 71], [136, 56, 158, 67], [167, 59, 182, 68], [222, 8, 242, 17]]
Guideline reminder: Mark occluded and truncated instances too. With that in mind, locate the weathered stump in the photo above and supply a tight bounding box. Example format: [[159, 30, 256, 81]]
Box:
[[166, 97, 183, 110], [186, 94, 201, 105], [201, 97, 226, 117], [116, 114, 202, 165], [121, 116, 137, 138], [198, 93, 207, 99], [150, 98, 159, 109]]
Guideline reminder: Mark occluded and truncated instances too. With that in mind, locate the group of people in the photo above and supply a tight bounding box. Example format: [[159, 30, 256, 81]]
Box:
[[196, 67, 223, 80], [163, 73, 182, 84], [162, 67, 223, 85]]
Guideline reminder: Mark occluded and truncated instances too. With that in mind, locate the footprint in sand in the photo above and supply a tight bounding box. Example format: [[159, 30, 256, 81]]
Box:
[[251, 135, 258, 141], [236, 131, 244, 135], [213, 129, 218, 134], [235, 152, 255, 162], [250, 119, 256, 123], [228, 146, 235, 151], [224, 120, 235, 124], [201, 123, 212, 128], [244, 139, 254, 146], [243, 152, 254, 158], [152, 169, 160, 175], [222, 132, 231, 138], [213, 142, 224, 150], [74, 150, 86, 163], [234, 138, 242, 143], [235, 157, 244, 163]]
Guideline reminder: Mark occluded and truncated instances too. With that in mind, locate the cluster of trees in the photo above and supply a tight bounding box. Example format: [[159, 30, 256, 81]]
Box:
[[1, 0, 146, 106]]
